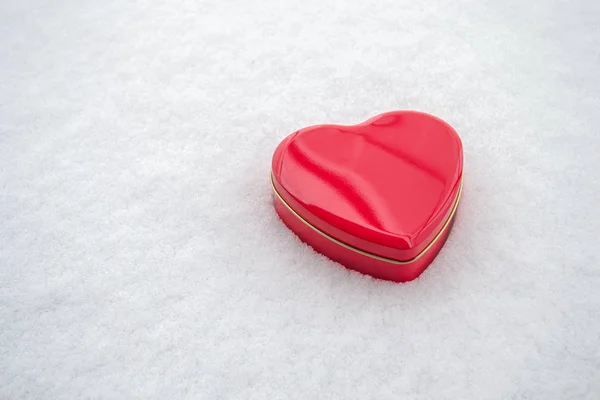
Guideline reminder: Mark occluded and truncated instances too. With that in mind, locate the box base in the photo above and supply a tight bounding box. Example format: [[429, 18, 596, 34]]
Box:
[[273, 192, 458, 283]]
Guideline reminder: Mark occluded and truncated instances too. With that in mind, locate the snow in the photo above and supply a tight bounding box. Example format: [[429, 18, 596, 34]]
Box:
[[1, 0, 599, 398]]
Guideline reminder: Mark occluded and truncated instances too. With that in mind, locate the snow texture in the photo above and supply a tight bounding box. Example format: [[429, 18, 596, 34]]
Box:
[[1, 0, 599, 399]]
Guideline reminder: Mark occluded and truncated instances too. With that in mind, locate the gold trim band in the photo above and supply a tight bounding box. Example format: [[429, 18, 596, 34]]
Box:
[[270, 173, 463, 265]]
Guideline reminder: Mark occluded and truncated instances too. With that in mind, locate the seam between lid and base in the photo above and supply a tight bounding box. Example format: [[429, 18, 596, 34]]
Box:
[[270, 172, 463, 265]]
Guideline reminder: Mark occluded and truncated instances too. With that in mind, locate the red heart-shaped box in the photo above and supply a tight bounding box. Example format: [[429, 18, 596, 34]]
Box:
[[270, 110, 463, 282]]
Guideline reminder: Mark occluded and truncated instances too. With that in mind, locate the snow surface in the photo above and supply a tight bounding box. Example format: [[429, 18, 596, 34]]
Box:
[[1, 0, 599, 398]]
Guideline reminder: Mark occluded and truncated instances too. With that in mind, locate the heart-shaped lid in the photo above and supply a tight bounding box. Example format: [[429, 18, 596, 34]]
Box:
[[271, 110, 463, 261]]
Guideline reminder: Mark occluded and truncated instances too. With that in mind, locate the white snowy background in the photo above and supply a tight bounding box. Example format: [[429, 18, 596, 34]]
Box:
[[1, 0, 599, 399]]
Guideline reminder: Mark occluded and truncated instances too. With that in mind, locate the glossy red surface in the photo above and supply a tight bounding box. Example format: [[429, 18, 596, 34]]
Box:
[[271, 110, 463, 281]]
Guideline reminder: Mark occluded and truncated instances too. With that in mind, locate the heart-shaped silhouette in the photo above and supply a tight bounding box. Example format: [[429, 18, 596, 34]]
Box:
[[271, 110, 463, 282]]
